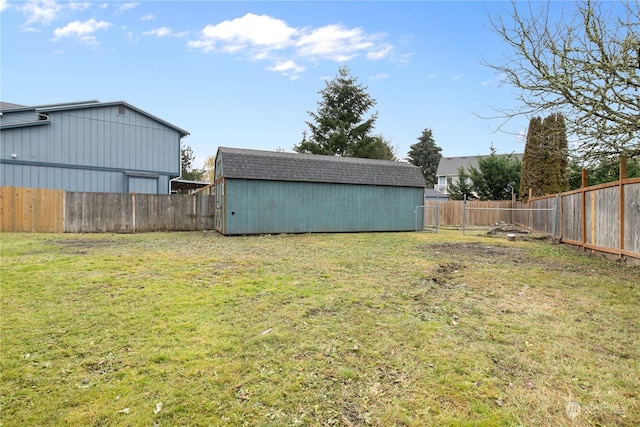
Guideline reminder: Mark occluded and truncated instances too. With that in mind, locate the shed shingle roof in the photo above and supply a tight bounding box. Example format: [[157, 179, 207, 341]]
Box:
[[217, 147, 426, 188]]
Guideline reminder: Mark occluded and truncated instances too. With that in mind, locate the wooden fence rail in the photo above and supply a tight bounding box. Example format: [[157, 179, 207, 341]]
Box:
[[1, 187, 215, 233], [425, 179, 640, 261]]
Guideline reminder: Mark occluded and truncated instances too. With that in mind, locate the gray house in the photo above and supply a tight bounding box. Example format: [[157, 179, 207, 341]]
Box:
[[214, 147, 426, 235], [0, 100, 189, 194], [435, 153, 523, 194]]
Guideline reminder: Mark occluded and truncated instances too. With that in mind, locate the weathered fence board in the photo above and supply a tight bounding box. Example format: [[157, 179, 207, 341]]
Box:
[[624, 182, 640, 255], [0, 187, 215, 233], [424, 200, 513, 226], [560, 193, 582, 243], [64, 192, 215, 232], [65, 192, 134, 233], [0, 187, 64, 232], [586, 186, 620, 249]]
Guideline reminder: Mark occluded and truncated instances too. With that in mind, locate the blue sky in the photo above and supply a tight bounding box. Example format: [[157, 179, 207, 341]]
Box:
[[1, 0, 540, 167]]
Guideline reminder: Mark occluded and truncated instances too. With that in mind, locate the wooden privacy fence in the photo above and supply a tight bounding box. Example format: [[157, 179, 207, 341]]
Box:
[[1, 187, 215, 233], [525, 178, 640, 260], [424, 178, 640, 261], [1, 187, 65, 232], [424, 200, 513, 227]]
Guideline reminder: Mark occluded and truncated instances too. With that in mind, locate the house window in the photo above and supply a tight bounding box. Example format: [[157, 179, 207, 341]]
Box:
[[118, 105, 126, 115]]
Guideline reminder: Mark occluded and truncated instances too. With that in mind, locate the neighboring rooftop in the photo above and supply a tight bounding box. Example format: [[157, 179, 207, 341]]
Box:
[[217, 147, 426, 188], [436, 153, 524, 176], [0, 102, 27, 110]]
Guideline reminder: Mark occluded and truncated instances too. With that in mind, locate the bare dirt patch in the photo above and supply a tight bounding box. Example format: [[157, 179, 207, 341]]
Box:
[[428, 242, 530, 265], [49, 238, 117, 254]]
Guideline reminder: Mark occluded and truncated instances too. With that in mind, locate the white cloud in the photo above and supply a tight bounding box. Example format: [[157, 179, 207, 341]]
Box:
[[370, 73, 388, 81], [53, 18, 111, 45], [188, 13, 297, 53], [269, 60, 305, 74], [141, 14, 155, 21], [296, 24, 379, 62], [68, 2, 91, 11], [452, 74, 462, 81], [0, 0, 9, 12], [19, 0, 62, 26], [116, 2, 138, 13], [366, 44, 393, 60], [188, 14, 394, 78], [143, 27, 188, 38]]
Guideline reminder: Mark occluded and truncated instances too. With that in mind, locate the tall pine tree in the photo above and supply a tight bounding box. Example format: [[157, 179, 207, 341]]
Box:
[[520, 113, 569, 199], [406, 129, 442, 188], [294, 66, 379, 158], [542, 113, 569, 193], [520, 116, 544, 199]]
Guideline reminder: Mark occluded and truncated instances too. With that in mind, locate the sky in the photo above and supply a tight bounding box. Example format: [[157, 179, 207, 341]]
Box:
[[1, 0, 543, 168]]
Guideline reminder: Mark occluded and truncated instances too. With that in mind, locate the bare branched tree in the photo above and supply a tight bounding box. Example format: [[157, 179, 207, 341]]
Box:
[[485, 0, 639, 161]]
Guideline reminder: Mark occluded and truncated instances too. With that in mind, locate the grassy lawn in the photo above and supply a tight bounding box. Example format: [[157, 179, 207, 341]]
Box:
[[1, 230, 638, 426]]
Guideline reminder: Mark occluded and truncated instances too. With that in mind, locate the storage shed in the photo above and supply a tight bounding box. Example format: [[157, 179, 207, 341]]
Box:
[[214, 147, 426, 235]]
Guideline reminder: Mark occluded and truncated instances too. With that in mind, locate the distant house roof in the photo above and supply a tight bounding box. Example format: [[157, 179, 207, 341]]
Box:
[[0, 102, 27, 110], [0, 100, 189, 137], [217, 147, 426, 188], [425, 188, 449, 199], [436, 153, 523, 176]]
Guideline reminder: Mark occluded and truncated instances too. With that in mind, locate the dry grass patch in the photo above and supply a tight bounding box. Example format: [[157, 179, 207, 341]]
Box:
[[1, 231, 638, 426]]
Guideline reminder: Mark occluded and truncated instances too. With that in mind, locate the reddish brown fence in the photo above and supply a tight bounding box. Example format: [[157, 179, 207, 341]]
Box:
[[524, 178, 640, 259], [425, 179, 640, 261], [0, 187, 65, 232], [424, 200, 513, 227], [0, 187, 215, 233]]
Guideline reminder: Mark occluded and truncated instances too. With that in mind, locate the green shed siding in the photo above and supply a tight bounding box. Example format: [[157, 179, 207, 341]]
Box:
[[222, 178, 424, 235]]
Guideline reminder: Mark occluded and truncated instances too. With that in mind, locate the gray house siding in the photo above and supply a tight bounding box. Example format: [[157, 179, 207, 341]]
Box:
[[215, 147, 426, 235], [0, 102, 186, 194]]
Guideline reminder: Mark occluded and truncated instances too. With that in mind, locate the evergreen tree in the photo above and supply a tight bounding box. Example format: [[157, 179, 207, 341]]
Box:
[[468, 147, 521, 200], [352, 135, 396, 160], [294, 66, 379, 158], [569, 157, 640, 189], [447, 167, 475, 200], [406, 128, 442, 188], [542, 113, 569, 193], [520, 113, 569, 199], [519, 116, 545, 199]]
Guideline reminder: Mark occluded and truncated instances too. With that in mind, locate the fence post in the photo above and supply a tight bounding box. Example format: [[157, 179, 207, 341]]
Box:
[[132, 192, 136, 233], [581, 169, 588, 252], [435, 196, 440, 233], [619, 156, 626, 257], [552, 195, 559, 244], [462, 194, 467, 235]]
